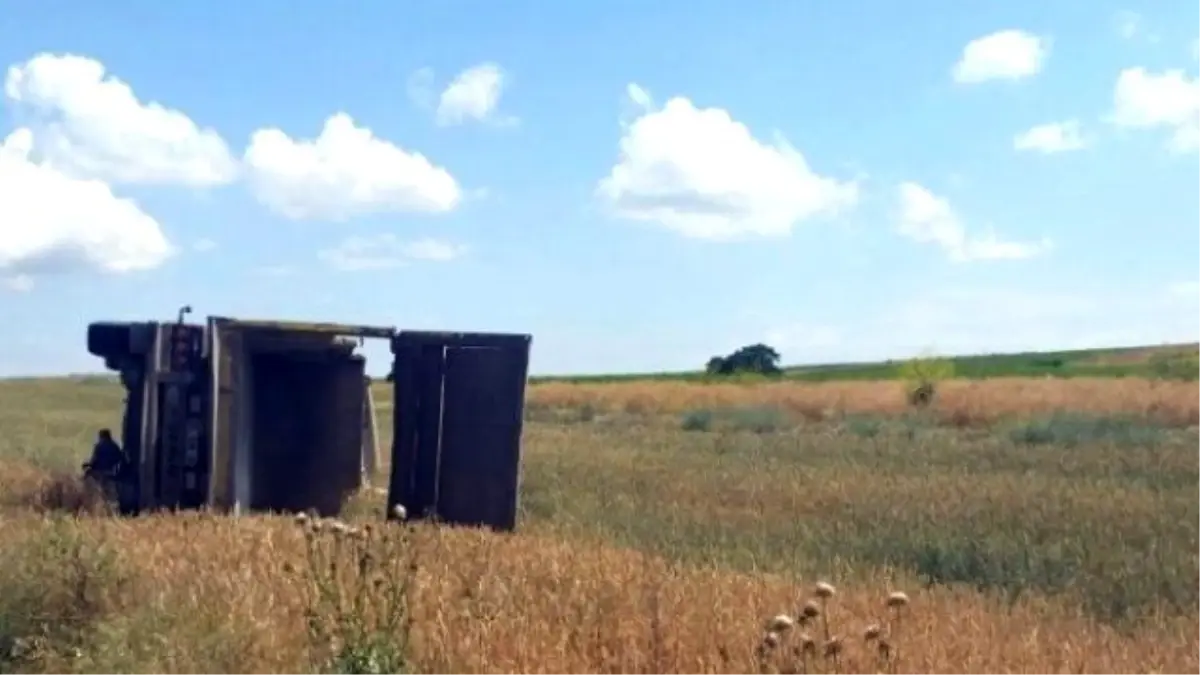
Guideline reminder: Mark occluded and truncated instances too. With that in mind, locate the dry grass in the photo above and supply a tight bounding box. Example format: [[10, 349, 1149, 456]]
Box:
[[0, 375, 1197, 673], [0, 511, 1194, 674], [527, 377, 1200, 426]]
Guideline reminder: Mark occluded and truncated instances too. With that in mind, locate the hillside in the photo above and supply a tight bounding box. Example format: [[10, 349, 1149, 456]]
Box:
[[531, 341, 1200, 383]]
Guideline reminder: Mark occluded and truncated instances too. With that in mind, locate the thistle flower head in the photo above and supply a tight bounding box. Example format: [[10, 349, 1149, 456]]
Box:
[[762, 631, 780, 649], [863, 623, 882, 641], [797, 633, 816, 654], [823, 636, 844, 658], [767, 614, 795, 633], [801, 600, 821, 619], [887, 591, 910, 609], [391, 503, 408, 521], [814, 581, 836, 599]]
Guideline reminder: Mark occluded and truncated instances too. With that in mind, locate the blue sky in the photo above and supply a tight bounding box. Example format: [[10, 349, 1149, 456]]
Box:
[[0, 0, 1197, 377]]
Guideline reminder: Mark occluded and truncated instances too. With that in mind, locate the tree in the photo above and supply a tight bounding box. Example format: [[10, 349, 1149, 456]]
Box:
[[704, 343, 782, 376]]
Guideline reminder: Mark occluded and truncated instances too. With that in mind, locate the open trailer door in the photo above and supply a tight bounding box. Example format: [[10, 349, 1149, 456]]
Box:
[[205, 317, 244, 512], [388, 331, 532, 532]]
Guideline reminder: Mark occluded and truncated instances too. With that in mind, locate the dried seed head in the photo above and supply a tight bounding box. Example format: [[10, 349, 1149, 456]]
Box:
[[391, 503, 408, 521], [798, 634, 816, 654], [863, 623, 882, 641], [877, 638, 892, 658], [814, 581, 836, 599], [294, 512, 309, 526], [767, 614, 795, 633], [281, 561, 295, 575], [887, 591, 910, 608], [823, 636, 844, 657], [801, 600, 821, 619], [762, 631, 780, 649], [330, 520, 350, 536]]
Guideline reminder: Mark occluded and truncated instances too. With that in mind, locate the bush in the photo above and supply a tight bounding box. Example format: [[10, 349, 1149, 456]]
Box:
[[0, 517, 131, 671], [897, 355, 955, 408], [680, 409, 714, 432]]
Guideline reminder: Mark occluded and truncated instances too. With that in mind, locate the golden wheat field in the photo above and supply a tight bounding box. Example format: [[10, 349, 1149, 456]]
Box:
[[0, 375, 1197, 674]]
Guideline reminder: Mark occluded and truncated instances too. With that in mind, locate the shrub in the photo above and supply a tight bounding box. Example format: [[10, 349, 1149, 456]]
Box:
[[897, 355, 955, 408], [680, 408, 715, 432], [0, 517, 131, 671]]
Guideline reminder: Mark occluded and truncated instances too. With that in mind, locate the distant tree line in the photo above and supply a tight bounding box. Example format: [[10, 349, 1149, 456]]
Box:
[[705, 343, 783, 377]]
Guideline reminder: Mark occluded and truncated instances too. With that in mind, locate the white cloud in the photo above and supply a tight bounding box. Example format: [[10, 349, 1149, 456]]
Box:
[[597, 84, 858, 240], [192, 238, 217, 252], [319, 234, 464, 271], [3, 274, 34, 292], [1013, 120, 1089, 153], [0, 128, 175, 283], [1109, 66, 1200, 153], [952, 30, 1050, 84], [435, 63, 515, 127], [243, 113, 462, 220], [407, 67, 436, 110], [895, 182, 1051, 262], [4, 52, 237, 186]]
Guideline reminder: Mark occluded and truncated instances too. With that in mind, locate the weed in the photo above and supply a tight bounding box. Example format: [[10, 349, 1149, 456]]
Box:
[[288, 510, 419, 674]]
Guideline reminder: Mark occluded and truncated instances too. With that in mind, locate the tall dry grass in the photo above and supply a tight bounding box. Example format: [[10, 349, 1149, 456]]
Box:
[[526, 378, 1200, 426], [1, 376, 1197, 673], [0, 511, 1194, 674]]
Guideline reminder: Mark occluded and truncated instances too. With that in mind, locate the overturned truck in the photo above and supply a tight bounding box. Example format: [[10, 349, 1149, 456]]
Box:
[[86, 313, 532, 531]]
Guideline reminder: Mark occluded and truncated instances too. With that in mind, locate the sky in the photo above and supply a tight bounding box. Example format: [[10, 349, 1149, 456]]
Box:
[[0, 0, 1197, 377]]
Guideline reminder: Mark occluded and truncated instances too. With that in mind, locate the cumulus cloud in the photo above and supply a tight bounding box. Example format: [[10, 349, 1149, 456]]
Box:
[[0, 127, 175, 288], [895, 182, 1051, 262], [243, 113, 462, 220], [4, 52, 237, 186], [1109, 66, 1199, 153], [952, 30, 1050, 84], [319, 234, 464, 271], [435, 63, 516, 127], [1013, 120, 1089, 153], [597, 83, 858, 240]]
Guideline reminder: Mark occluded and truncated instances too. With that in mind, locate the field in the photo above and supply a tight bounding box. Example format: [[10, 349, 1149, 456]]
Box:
[[534, 342, 1200, 383], [0, 370, 1198, 673]]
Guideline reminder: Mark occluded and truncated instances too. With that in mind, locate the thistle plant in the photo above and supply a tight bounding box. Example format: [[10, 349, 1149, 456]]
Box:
[[755, 581, 911, 675]]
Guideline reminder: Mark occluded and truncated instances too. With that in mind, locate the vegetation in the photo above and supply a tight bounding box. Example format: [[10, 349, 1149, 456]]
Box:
[[705, 343, 784, 377], [0, 354, 1197, 672], [532, 341, 1200, 384]]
